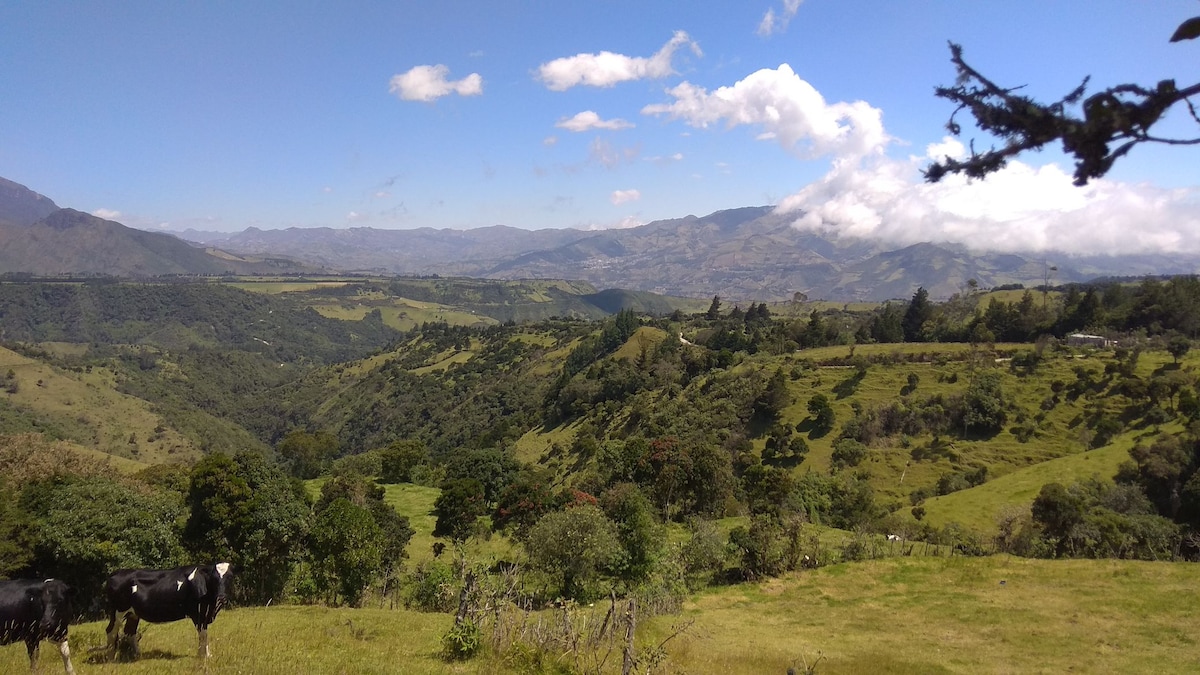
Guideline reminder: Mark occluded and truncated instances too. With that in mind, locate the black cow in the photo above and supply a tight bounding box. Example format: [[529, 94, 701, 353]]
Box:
[[0, 578, 76, 674], [104, 563, 230, 659]]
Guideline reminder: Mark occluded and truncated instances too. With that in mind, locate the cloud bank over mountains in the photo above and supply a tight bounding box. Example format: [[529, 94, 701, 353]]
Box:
[[632, 61, 1198, 257], [302, 21, 1200, 255]]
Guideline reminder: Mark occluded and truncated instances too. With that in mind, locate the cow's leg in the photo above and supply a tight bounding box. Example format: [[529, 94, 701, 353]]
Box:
[[51, 639, 74, 675], [104, 610, 120, 658], [25, 636, 39, 673], [197, 624, 210, 658], [122, 614, 141, 659]]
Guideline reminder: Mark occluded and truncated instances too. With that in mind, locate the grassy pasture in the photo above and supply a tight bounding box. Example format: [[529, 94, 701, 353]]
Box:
[[226, 281, 353, 294], [920, 438, 1138, 532], [0, 346, 198, 464], [647, 555, 1200, 674], [308, 299, 494, 331], [6, 556, 1196, 673]]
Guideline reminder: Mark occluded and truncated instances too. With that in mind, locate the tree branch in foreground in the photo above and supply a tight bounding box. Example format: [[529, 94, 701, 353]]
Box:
[[925, 31, 1199, 186]]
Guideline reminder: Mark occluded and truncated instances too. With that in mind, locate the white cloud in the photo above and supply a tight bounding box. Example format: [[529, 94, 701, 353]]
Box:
[[374, 191, 390, 199], [777, 138, 1200, 256], [389, 64, 483, 102], [645, 152, 684, 165], [610, 189, 641, 205], [346, 210, 369, 222], [642, 64, 887, 160], [757, 0, 803, 36], [322, 186, 333, 194], [577, 215, 644, 231], [556, 111, 635, 132], [92, 208, 121, 220], [537, 31, 701, 91], [543, 136, 558, 146]]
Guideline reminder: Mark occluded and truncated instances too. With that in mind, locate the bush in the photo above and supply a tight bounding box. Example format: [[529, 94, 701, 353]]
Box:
[[680, 519, 727, 588], [405, 560, 458, 612], [831, 438, 868, 470], [441, 619, 483, 661]]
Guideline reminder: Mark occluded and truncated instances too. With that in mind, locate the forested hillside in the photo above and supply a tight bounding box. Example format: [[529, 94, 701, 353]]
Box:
[[1, 275, 1199, 671]]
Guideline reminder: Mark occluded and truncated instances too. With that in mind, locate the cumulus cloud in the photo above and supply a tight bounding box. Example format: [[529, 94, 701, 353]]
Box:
[[556, 111, 635, 132], [389, 64, 483, 102], [642, 64, 887, 160], [610, 189, 641, 205], [92, 208, 121, 220], [777, 137, 1200, 256], [543, 136, 558, 146], [537, 31, 701, 91], [757, 0, 803, 36], [374, 190, 390, 199]]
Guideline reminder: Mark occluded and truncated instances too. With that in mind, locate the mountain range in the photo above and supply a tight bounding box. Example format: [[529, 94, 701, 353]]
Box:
[[181, 206, 1200, 301], [0, 177, 318, 277], [3, 175, 1199, 300]]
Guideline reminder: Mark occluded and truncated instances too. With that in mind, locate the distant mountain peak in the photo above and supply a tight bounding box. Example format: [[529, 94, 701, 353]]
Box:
[[0, 176, 59, 227]]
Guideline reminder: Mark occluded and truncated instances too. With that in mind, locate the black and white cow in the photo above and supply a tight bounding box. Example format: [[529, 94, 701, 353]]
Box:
[[0, 578, 76, 674], [104, 563, 231, 660]]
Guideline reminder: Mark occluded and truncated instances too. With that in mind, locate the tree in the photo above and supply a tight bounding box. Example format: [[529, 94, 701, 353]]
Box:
[[807, 393, 836, 436], [492, 470, 558, 540], [309, 498, 384, 606], [433, 478, 487, 543], [754, 368, 792, 421], [1031, 482, 1086, 556], [184, 451, 310, 604], [525, 504, 621, 601], [276, 430, 339, 479], [0, 478, 34, 577], [444, 448, 519, 503], [925, 18, 1200, 186], [24, 475, 185, 611], [599, 483, 664, 583], [1168, 335, 1191, 365], [705, 295, 722, 320], [962, 371, 1007, 436], [379, 439, 429, 484], [831, 438, 869, 470], [903, 287, 933, 342], [1119, 434, 1199, 523]]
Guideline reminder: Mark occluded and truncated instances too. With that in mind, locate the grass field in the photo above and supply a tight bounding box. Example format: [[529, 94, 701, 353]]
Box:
[[0, 346, 198, 464], [646, 555, 1200, 674], [919, 438, 1139, 532], [5, 555, 1195, 674]]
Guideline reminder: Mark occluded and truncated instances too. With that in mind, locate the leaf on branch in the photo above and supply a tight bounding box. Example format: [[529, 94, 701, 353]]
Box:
[[1170, 16, 1200, 42]]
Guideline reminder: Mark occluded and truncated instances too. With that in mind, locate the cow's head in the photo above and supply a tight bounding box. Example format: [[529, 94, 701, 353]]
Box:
[[185, 563, 232, 618]]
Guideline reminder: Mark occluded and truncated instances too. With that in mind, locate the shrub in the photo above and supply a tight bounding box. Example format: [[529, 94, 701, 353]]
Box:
[[831, 438, 868, 470], [441, 619, 483, 661], [405, 560, 458, 612]]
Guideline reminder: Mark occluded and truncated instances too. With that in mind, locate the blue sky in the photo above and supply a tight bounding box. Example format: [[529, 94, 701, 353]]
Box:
[[1, 1, 1197, 255]]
